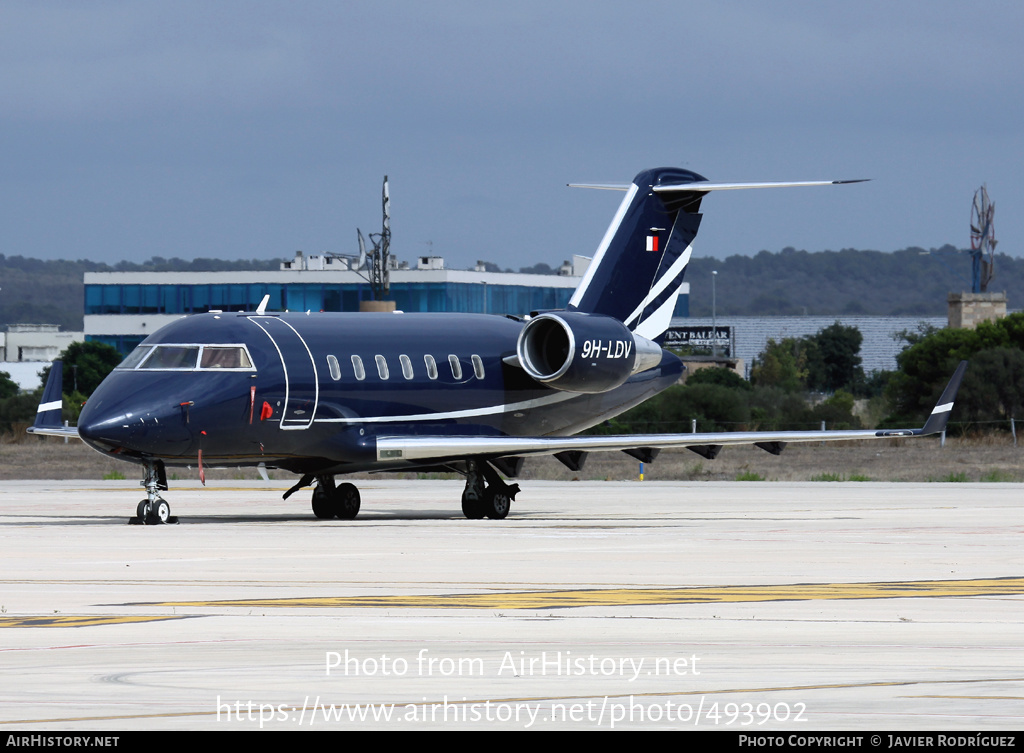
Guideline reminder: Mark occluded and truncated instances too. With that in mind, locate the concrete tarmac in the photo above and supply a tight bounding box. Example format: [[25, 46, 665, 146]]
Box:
[[1, 479, 1022, 730]]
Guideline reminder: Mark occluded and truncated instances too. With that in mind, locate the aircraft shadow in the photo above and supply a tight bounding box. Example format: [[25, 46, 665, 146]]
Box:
[[0, 510, 492, 526]]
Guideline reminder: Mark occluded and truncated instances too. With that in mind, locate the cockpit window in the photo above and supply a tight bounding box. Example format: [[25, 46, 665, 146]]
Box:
[[200, 347, 252, 369], [140, 346, 200, 369], [117, 345, 152, 370], [128, 344, 255, 371]]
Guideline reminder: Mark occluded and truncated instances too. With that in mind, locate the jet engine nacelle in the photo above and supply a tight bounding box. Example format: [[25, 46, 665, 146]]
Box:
[[515, 311, 664, 393]]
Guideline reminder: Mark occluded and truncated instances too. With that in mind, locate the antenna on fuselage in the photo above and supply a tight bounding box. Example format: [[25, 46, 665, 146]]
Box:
[[255, 294, 270, 315]]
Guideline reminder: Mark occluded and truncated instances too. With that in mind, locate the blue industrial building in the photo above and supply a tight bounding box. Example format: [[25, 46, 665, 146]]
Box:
[[84, 256, 689, 355]]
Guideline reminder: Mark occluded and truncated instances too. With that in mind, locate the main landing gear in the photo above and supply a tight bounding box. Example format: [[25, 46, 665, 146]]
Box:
[[282, 463, 518, 521], [311, 475, 361, 520], [282, 474, 360, 520], [461, 459, 519, 520], [130, 460, 178, 525]]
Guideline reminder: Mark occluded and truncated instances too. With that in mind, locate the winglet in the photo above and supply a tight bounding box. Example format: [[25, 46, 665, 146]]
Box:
[[920, 360, 968, 436], [26, 360, 76, 438], [33, 361, 64, 430]]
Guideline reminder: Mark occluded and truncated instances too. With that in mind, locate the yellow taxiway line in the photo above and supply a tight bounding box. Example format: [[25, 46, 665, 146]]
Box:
[[150, 576, 1024, 610]]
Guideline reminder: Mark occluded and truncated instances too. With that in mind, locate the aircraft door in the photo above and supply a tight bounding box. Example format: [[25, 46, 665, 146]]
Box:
[[250, 316, 319, 430]]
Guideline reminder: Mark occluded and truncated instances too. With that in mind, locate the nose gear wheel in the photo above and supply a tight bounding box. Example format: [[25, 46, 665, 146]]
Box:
[[130, 460, 177, 524]]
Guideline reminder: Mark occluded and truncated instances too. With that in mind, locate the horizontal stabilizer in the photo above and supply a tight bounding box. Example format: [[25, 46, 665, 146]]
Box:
[[654, 179, 868, 193], [569, 179, 868, 193], [567, 183, 631, 191]]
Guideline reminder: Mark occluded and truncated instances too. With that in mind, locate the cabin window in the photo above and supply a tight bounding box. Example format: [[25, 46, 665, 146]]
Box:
[[117, 345, 152, 370], [327, 355, 341, 381], [200, 346, 252, 369], [472, 354, 485, 379], [140, 345, 200, 370], [448, 355, 462, 380], [375, 355, 389, 380], [424, 354, 438, 380], [351, 355, 365, 381], [399, 354, 414, 380]]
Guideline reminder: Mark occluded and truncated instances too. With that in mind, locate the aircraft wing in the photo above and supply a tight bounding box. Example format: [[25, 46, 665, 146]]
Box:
[[26, 423, 80, 439], [375, 361, 968, 465]]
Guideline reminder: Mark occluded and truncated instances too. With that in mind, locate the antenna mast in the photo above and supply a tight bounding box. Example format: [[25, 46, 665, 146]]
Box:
[[365, 176, 391, 301], [970, 184, 997, 293]]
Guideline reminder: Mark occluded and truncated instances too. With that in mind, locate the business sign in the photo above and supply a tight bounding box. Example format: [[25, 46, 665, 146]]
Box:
[[663, 326, 733, 356]]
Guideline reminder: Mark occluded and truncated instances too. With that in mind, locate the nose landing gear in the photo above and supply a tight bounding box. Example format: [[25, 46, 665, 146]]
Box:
[[130, 460, 178, 525]]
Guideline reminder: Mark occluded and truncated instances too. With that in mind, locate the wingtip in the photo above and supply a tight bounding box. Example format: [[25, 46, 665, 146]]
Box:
[[921, 360, 968, 436]]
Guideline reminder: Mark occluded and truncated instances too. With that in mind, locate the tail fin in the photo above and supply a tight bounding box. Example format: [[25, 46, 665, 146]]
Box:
[[568, 168, 705, 341], [567, 168, 868, 341]]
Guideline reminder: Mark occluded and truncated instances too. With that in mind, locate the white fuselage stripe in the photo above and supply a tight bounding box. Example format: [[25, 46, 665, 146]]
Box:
[[568, 183, 639, 309], [314, 390, 580, 424], [250, 316, 320, 430]]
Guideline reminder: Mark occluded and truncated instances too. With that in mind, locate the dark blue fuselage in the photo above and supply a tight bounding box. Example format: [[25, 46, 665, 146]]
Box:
[[77, 311, 682, 475]]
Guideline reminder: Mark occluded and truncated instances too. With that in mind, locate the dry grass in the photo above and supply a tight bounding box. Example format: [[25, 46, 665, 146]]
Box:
[[2, 432, 1022, 484], [0, 433, 265, 482]]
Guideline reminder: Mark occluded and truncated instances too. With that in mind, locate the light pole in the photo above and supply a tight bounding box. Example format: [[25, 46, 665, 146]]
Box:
[[711, 270, 718, 357]]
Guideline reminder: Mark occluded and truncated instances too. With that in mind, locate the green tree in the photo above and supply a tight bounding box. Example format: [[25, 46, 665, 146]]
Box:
[[0, 389, 41, 434], [685, 366, 753, 391], [882, 312, 1024, 427], [750, 338, 806, 393], [591, 379, 751, 434], [804, 322, 864, 393], [884, 326, 979, 423], [747, 385, 811, 430], [0, 370, 19, 399], [956, 347, 1024, 423], [808, 389, 861, 430], [40, 341, 124, 397], [673, 383, 750, 432], [751, 325, 865, 396]]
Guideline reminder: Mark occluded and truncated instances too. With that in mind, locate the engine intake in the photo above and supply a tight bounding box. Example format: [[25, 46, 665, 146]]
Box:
[[516, 312, 663, 393]]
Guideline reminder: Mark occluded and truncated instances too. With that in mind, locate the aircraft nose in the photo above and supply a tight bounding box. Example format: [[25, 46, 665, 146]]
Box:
[[78, 379, 195, 457], [78, 407, 179, 455], [77, 410, 138, 453]]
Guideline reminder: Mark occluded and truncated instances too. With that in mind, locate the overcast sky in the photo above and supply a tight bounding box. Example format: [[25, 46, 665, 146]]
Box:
[[1, 1, 1021, 270]]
